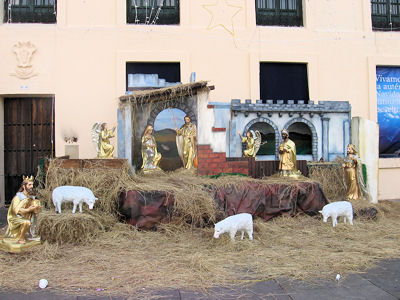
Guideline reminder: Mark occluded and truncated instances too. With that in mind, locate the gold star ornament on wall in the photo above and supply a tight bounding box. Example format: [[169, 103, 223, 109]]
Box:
[[203, 0, 243, 37]]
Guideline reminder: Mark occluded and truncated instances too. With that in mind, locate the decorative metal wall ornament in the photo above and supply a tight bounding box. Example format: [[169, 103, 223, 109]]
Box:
[[10, 41, 38, 79]]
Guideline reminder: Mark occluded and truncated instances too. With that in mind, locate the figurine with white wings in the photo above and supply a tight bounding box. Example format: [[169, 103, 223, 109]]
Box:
[[91, 122, 116, 158], [237, 130, 264, 158]]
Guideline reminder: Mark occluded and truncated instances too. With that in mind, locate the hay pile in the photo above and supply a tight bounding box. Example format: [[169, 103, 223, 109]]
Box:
[[36, 159, 133, 216], [38, 211, 115, 245], [1, 159, 398, 296], [0, 201, 399, 297], [35, 159, 250, 244], [308, 162, 346, 201], [120, 81, 209, 104]]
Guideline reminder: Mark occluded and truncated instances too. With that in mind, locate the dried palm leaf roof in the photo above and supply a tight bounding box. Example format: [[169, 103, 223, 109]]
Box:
[[119, 81, 210, 103]]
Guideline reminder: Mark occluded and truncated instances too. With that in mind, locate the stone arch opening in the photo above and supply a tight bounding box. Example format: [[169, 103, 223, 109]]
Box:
[[287, 122, 312, 155], [283, 118, 318, 160], [248, 122, 276, 155], [147, 99, 197, 127], [243, 118, 279, 159]]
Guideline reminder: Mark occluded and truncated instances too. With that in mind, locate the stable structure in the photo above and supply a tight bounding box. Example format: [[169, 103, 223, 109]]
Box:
[[118, 81, 208, 170]]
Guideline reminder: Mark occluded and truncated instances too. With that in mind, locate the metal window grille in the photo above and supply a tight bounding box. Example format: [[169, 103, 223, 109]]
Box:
[[127, 0, 179, 25], [256, 0, 303, 26], [372, 0, 400, 31], [5, 0, 56, 23]]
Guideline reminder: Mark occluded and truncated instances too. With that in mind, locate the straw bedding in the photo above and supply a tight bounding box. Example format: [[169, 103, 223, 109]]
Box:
[[308, 161, 347, 201], [0, 159, 399, 297]]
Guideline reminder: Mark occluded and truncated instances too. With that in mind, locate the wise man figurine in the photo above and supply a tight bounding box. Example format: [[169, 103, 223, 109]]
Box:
[[0, 175, 42, 252], [278, 129, 301, 178]]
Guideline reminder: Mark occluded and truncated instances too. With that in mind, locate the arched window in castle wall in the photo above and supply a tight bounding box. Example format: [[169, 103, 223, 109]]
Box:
[[248, 122, 276, 158], [288, 122, 312, 158]]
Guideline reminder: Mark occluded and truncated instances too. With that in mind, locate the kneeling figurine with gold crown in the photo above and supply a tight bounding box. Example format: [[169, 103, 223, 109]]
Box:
[[0, 175, 42, 253]]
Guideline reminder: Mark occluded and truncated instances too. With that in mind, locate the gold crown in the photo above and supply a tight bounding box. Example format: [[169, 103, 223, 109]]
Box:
[[22, 175, 34, 183]]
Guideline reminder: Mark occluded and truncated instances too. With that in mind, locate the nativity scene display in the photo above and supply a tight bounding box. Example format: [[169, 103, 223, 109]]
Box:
[[0, 80, 391, 300]]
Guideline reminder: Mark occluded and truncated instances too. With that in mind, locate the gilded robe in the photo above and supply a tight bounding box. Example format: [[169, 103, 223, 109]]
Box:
[[279, 139, 298, 173], [343, 155, 370, 201], [141, 135, 162, 170], [98, 129, 115, 158], [241, 136, 255, 157], [5, 192, 36, 241], [177, 123, 197, 169]]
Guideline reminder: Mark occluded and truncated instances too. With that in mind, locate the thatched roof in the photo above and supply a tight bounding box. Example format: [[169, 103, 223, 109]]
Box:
[[119, 81, 209, 103]]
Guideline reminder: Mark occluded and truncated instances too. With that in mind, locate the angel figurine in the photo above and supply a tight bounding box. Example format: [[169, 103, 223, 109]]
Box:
[[91, 122, 116, 158], [237, 130, 263, 158]]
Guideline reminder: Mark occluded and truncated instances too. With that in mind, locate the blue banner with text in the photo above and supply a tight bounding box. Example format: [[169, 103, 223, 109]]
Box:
[[377, 67, 400, 157]]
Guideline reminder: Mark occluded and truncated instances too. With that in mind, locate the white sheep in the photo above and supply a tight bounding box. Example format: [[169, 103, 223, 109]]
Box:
[[214, 213, 253, 242], [52, 186, 98, 214], [319, 201, 353, 227]]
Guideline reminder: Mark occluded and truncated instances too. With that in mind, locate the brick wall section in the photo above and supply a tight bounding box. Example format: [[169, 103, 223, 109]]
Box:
[[197, 145, 249, 176]]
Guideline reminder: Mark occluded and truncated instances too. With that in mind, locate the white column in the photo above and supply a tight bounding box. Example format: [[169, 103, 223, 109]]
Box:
[[351, 117, 379, 203], [321, 116, 330, 161]]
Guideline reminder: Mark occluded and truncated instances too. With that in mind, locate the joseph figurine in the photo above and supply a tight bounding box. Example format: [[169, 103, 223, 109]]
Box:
[[5, 176, 41, 244], [175, 115, 197, 169]]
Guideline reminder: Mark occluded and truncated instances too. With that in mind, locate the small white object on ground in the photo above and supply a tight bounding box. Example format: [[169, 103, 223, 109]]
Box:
[[336, 274, 341, 281], [39, 279, 48, 289]]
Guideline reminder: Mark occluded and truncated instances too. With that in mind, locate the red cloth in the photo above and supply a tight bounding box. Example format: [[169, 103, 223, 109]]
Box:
[[119, 180, 328, 229]]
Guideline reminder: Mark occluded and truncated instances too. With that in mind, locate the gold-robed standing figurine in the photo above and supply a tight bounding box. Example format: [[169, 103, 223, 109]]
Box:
[[92, 122, 116, 158], [342, 144, 371, 201], [175, 115, 197, 169], [141, 125, 162, 171], [0, 175, 42, 253], [278, 129, 301, 178]]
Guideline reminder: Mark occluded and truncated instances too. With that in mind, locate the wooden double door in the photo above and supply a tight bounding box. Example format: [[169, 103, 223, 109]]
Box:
[[4, 97, 54, 204]]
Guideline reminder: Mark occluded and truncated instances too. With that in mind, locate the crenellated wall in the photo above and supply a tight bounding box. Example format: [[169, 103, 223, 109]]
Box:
[[201, 99, 351, 162]]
